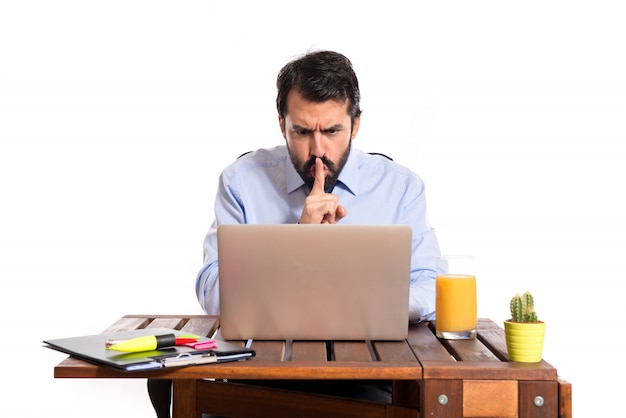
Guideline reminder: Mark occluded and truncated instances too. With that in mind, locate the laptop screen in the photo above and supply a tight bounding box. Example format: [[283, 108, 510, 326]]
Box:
[[217, 224, 412, 341]]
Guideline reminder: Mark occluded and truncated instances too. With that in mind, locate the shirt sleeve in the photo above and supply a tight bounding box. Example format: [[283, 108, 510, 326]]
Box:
[[402, 172, 441, 323], [195, 170, 245, 314]]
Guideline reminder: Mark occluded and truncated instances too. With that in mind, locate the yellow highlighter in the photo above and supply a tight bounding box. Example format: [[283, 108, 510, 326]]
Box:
[[106, 334, 177, 352]]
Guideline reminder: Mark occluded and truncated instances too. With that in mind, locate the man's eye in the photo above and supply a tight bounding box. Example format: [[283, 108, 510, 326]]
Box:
[[324, 129, 342, 136]]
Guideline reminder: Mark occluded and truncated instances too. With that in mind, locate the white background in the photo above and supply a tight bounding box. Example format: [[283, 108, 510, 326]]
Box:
[[1, 1, 624, 416]]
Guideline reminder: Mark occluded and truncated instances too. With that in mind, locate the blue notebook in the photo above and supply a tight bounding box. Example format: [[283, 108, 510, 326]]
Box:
[[44, 327, 255, 372]]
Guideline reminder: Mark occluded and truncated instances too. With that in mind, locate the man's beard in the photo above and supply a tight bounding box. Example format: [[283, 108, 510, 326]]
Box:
[[289, 141, 351, 193]]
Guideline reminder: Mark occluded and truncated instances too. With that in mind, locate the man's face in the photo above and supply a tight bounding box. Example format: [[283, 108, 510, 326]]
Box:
[[279, 89, 360, 192]]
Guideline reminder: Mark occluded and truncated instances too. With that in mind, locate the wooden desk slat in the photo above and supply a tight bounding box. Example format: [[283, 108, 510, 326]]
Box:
[[442, 338, 501, 362], [249, 340, 286, 361], [179, 316, 219, 338], [477, 318, 509, 360], [425, 321, 500, 362], [372, 340, 418, 363], [146, 317, 187, 330], [334, 341, 372, 362], [292, 341, 328, 361], [102, 316, 151, 333], [420, 360, 558, 381], [405, 322, 452, 361]]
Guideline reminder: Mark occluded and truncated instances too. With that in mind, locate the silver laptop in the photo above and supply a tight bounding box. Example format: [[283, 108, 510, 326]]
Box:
[[217, 224, 411, 341]]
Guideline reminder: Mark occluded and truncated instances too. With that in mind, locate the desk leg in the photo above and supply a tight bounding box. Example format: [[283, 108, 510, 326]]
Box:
[[519, 381, 558, 418], [558, 377, 573, 418], [420, 379, 462, 417], [172, 379, 200, 418], [392, 380, 420, 409]]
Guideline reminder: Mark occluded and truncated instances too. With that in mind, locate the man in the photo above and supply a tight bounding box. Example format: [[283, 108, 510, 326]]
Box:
[[149, 50, 441, 417], [196, 50, 441, 322]]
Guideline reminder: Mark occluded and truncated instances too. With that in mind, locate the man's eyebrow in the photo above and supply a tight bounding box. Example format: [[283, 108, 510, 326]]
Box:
[[291, 124, 345, 132], [322, 124, 345, 132], [291, 124, 312, 132]]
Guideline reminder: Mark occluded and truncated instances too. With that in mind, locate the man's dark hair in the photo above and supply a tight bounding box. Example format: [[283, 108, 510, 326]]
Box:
[[276, 50, 362, 125]]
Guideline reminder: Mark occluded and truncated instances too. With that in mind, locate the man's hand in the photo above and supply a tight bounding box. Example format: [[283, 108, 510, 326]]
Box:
[[299, 158, 347, 224]]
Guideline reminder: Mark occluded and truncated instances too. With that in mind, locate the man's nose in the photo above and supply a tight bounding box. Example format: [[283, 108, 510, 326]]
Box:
[[310, 131, 324, 157]]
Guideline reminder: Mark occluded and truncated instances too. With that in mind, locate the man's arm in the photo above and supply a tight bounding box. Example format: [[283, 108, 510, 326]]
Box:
[[195, 171, 245, 314], [408, 228, 440, 323], [195, 221, 220, 315], [403, 173, 440, 323]]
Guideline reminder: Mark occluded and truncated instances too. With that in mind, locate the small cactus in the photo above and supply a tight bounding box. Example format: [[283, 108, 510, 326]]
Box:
[[509, 291, 539, 323]]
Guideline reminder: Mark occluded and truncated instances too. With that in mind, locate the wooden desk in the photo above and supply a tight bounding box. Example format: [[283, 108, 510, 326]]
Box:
[[53, 315, 572, 418]]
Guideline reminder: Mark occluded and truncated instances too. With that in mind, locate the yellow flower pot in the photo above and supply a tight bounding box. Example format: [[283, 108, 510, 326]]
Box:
[[504, 320, 546, 363]]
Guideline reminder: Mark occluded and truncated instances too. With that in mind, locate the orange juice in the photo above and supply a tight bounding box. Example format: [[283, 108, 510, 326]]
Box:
[[436, 274, 477, 337]]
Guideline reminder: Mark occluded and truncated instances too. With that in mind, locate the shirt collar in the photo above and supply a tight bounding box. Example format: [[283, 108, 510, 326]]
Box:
[[285, 157, 305, 194], [334, 149, 358, 195]]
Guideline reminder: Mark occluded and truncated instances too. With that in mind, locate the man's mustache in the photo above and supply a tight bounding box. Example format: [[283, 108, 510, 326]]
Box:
[[302, 156, 335, 174]]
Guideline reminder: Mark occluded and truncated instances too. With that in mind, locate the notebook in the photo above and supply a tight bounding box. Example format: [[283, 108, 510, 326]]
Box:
[[217, 224, 412, 341], [43, 327, 255, 372]]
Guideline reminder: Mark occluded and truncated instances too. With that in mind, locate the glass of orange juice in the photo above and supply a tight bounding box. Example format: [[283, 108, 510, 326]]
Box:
[[435, 255, 477, 339]]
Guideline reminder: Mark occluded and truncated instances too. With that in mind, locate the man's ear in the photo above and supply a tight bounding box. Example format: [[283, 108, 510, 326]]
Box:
[[278, 115, 286, 139], [351, 115, 361, 139]]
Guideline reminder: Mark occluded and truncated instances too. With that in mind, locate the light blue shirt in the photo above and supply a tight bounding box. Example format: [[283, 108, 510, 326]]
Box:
[[196, 145, 441, 322]]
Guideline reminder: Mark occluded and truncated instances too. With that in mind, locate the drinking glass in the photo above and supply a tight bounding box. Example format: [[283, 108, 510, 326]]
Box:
[[435, 255, 477, 339]]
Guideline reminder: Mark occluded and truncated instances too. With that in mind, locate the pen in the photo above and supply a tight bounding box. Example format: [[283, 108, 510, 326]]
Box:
[[106, 334, 200, 352]]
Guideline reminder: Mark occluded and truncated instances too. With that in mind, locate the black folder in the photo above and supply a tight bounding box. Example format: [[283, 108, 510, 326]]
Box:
[[44, 327, 255, 372]]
